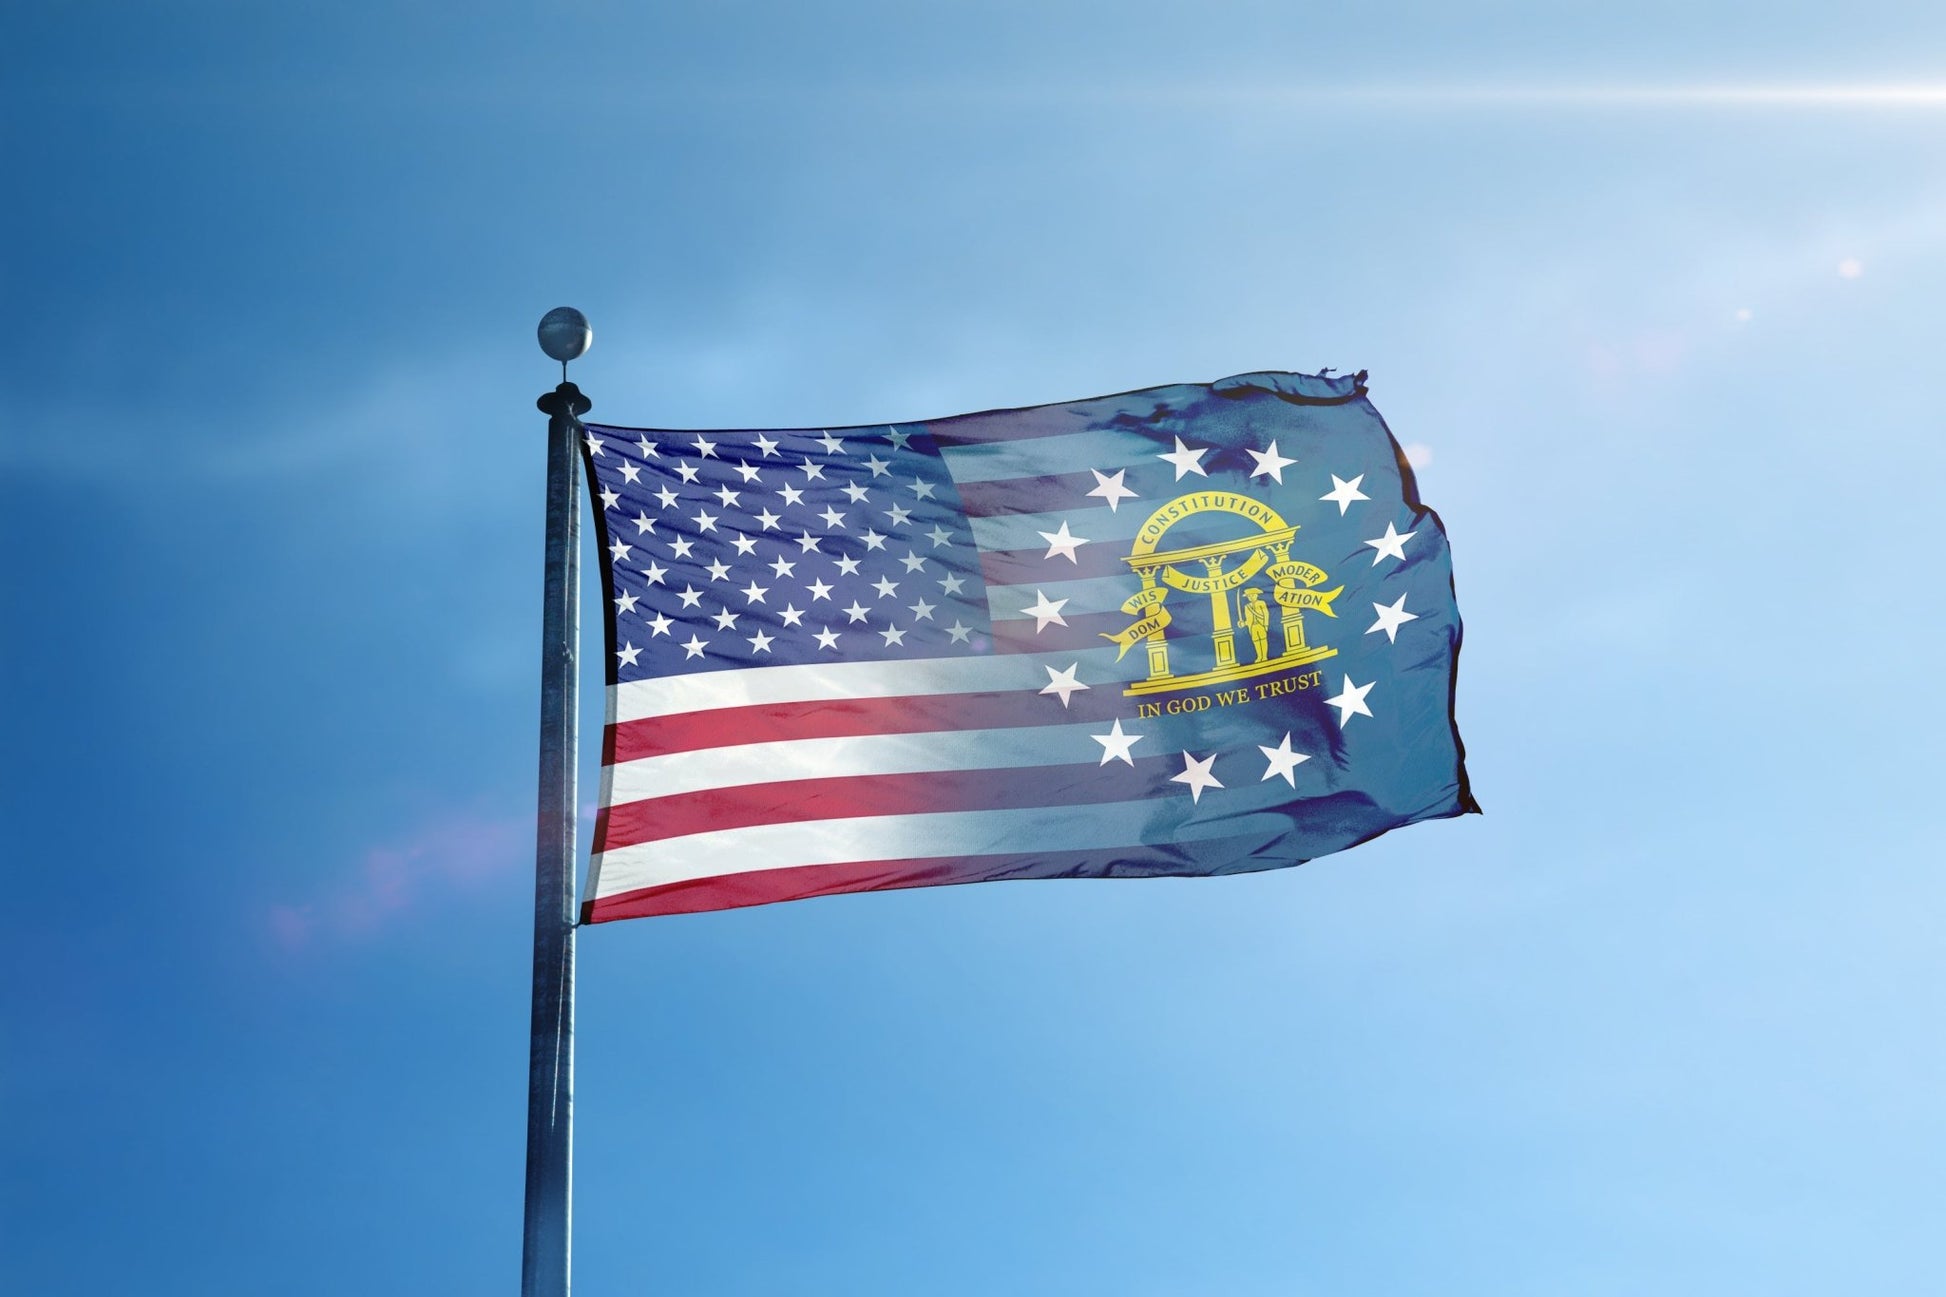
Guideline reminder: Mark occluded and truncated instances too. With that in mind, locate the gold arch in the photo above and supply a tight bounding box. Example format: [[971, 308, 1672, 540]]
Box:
[[1110, 490, 1338, 696]]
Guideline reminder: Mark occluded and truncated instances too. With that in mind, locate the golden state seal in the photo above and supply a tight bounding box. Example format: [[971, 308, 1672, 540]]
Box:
[[1103, 490, 1340, 697]]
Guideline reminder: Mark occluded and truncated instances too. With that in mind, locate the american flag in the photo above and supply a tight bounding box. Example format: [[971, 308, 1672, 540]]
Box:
[[579, 370, 1475, 921]]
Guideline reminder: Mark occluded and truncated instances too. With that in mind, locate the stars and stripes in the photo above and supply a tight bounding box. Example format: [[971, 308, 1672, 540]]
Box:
[[578, 369, 1475, 921]]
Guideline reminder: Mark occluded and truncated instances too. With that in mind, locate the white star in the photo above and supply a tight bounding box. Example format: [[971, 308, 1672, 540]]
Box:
[[779, 603, 805, 627], [635, 435, 658, 458], [599, 487, 620, 510], [616, 641, 641, 667], [768, 555, 796, 579], [909, 477, 937, 500], [798, 458, 825, 480], [754, 508, 782, 531], [730, 534, 758, 557], [820, 506, 847, 529], [647, 612, 673, 637], [653, 485, 680, 509], [879, 625, 908, 646], [842, 482, 870, 503], [1363, 520, 1416, 565], [861, 529, 887, 551], [1092, 718, 1142, 766], [1171, 752, 1223, 803], [614, 590, 639, 615], [731, 460, 761, 482], [926, 525, 953, 547], [675, 461, 700, 484], [796, 532, 822, 553], [609, 540, 632, 562], [1247, 440, 1298, 484], [863, 454, 891, 478], [899, 552, 927, 573], [778, 484, 805, 507], [747, 629, 774, 653], [633, 512, 656, 535], [908, 598, 936, 621], [681, 634, 707, 659], [705, 558, 731, 581], [885, 426, 913, 449], [843, 600, 870, 623], [676, 584, 703, 608], [692, 435, 717, 458], [1367, 593, 1419, 643], [806, 578, 834, 601], [1321, 474, 1369, 515], [669, 536, 696, 560], [1023, 590, 1069, 631], [642, 561, 667, 585], [1324, 676, 1375, 726], [583, 433, 604, 457], [813, 627, 841, 650], [691, 508, 718, 533], [713, 484, 741, 508], [1158, 436, 1210, 480], [741, 580, 769, 604], [753, 433, 781, 457], [816, 431, 845, 454], [938, 573, 966, 595], [711, 608, 739, 630], [1258, 733, 1311, 786], [1038, 520, 1087, 563], [886, 504, 912, 527], [871, 576, 899, 599], [833, 555, 862, 576], [945, 620, 973, 644], [1087, 468, 1138, 512], [618, 461, 641, 485], [1040, 663, 1089, 707]]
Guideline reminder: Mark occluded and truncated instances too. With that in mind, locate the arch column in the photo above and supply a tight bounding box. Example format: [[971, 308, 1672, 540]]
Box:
[[1133, 565, 1170, 683], [1266, 541, 1307, 659], [1202, 557, 1238, 669]]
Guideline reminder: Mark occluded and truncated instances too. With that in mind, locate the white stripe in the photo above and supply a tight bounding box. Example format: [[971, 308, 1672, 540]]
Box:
[[941, 428, 1158, 483], [590, 796, 1243, 896], [970, 507, 1146, 553], [608, 721, 1114, 800], [613, 645, 1120, 721], [985, 574, 1132, 623]]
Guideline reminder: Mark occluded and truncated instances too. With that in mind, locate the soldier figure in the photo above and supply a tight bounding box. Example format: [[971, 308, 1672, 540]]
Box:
[[1242, 587, 1271, 663]]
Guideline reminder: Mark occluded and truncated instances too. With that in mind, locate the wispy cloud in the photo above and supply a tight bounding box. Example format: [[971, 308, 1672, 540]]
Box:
[[265, 808, 528, 951], [3, 346, 523, 491], [796, 79, 1946, 114], [1231, 83, 1946, 109]]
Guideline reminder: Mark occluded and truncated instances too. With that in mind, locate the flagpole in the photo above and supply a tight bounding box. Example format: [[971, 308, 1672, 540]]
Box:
[[524, 308, 592, 1297]]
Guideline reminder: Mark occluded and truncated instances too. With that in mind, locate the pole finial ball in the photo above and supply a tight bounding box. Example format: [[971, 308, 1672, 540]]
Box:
[[538, 307, 592, 364]]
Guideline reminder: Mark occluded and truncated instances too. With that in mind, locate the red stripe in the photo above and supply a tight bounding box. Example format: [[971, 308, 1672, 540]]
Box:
[[586, 855, 981, 919], [928, 405, 1104, 446], [606, 685, 1130, 763], [955, 471, 1108, 518], [582, 830, 1280, 920], [595, 756, 1169, 852]]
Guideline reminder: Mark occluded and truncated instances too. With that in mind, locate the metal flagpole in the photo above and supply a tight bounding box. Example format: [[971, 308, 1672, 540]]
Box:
[[524, 307, 592, 1297]]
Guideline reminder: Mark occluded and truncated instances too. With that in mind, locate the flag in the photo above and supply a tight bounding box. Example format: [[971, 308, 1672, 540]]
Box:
[[577, 369, 1476, 922]]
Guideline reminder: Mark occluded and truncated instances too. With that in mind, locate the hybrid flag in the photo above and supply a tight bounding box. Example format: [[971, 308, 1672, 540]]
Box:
[[578, 369, 1475, 921]]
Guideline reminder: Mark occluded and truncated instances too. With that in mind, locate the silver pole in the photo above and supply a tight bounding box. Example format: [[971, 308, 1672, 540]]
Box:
[[524, 309, 592, 1297]]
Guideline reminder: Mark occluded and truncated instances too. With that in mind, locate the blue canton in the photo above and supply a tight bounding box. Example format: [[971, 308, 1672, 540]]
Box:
[[583, 424, 993, 683]]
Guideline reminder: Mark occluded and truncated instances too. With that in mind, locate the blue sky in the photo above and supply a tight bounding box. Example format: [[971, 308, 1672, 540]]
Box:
[[5, 3, 1945, 1294]]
